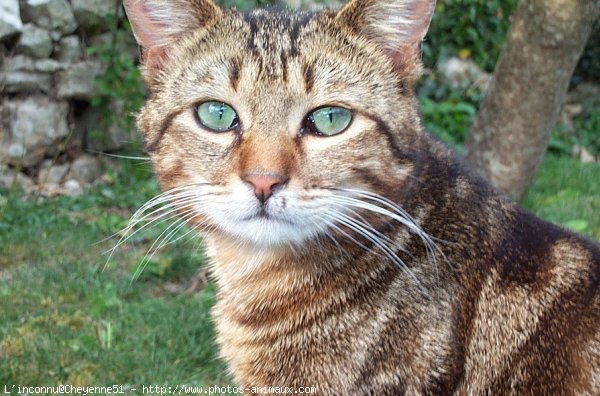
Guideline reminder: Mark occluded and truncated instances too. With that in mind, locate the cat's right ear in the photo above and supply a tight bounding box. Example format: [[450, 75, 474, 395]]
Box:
[[336, 0, 435, 78], [124, 0, 222, 74]]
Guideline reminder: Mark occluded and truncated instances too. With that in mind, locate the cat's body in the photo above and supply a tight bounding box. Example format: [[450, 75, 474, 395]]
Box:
[[124, 0, 600, 394], [211, 133, 600, 395]]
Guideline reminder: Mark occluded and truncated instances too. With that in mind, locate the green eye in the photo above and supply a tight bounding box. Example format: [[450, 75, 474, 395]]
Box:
[[196, 101, 239, 132], [307, 107, 353, 137]]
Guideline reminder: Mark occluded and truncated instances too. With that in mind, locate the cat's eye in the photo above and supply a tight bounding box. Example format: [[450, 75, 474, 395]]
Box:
[[305, 107, 353, 137], [196, 101, 239, 132]]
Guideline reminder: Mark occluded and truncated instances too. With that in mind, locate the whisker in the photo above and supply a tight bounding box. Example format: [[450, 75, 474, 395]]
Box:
[[323, 211, 426, 293], [322, 214, 381, 258], [97, 189, 199, 246], [150, 211, 210, 255], [86, 149, 151, 162], [328, 202, 416, 260], [104, 194, 206, 261], [312, 215, 345, 255], [132, 208, 203, 282], [329, 192, 446, 266], [337, 188, 448, 248], [104, 184, 214, 271]]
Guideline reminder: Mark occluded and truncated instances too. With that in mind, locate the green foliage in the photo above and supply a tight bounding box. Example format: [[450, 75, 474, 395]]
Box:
[[549, 102, 600, 158], [424, 0, 518, 72], [417, 76, 482, 147], [88, 16, 146, 153], [416, 0, 517, 148]]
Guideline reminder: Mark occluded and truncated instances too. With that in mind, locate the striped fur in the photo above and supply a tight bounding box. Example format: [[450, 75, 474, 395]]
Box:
[[125, 0, 600, 394]]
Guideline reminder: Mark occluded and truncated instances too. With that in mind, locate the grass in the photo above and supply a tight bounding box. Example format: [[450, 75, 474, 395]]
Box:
[[523, 154, 600, 241], [0, 154, 598, 388], [0, 169, 229, 388]]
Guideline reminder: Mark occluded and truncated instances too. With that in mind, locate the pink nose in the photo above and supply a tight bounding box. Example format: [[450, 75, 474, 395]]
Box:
[[243, 174, 289, 203]]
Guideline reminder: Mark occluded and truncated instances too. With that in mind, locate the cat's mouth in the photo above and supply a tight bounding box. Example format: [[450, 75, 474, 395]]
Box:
[[254, 208, 271, 219], [242, 208, 294, 225]]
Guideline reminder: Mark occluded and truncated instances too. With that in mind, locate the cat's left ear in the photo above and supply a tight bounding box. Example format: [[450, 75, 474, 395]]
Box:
[[124, 0, 222, 74], [336, 0, 435, 69]]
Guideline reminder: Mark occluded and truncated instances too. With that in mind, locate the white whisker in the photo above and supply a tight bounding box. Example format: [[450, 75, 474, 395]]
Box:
[[323, 211, 426, 293], [330, 190, 447, 267], [132, 207, 202, 282], [86, 150, 151, 162], [103, 194, 206, 266], [105, 183, 214, 277]]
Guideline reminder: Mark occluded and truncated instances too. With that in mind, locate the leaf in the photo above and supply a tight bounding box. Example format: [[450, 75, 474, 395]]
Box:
[[458, 48, 472, 59]]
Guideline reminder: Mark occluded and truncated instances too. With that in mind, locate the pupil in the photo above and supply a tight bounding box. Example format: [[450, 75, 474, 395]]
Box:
[[328, 110, 333, 124], [218, 104, 224, 120]]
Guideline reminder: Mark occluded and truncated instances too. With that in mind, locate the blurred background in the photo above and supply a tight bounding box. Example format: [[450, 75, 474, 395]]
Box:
[[0, 0, 598, 388]]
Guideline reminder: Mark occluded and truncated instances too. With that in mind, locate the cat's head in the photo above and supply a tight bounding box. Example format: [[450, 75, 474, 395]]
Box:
[[125, 0, 435, 248]]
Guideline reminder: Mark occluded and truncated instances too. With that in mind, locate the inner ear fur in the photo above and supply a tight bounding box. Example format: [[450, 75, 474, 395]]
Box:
[[336, 0, 436, 79], [124, 0, 223, 73]]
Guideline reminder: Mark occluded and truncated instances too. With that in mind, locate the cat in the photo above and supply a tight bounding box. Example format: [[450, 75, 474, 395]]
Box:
[[123, 0, 600, 394]]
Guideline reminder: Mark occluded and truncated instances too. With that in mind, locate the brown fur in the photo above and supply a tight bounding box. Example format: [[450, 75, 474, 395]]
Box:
[[125, 0, 600, 394]]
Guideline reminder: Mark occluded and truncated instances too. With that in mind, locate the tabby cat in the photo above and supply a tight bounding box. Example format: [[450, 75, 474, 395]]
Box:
[[123, 0, 600, 394]]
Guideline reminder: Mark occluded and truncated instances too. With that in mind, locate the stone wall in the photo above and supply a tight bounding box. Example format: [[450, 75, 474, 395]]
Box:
[[1, 0, 138, 195]]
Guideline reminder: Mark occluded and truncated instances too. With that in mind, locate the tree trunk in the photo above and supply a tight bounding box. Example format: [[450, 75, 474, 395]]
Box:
[[464, 0, 599, 199]]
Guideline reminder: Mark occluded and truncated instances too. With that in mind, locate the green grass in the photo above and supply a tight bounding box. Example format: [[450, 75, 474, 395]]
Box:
[[522, 154, 600, 241], [0, 154, 598, 388], [0, 174, 229, 388]]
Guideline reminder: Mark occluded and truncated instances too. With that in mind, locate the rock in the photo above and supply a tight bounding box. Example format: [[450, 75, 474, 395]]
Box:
[[62, 179, 83, 196], [67, 154, 100, 184], [559, 104, 584, 134], [38, 161, 70, 185], [0, 167, 35, 193], [71, 0, 120, 32], [0, 55, 61, 93], [580, 148, 596, 164], [37, 161, 70, 196], [75, 103, 133, 152], [3, 54, 61, 72], [20, 0, 77, 36], [573, 145, 597, 164], [1, 96, 70, 167], [1, 70, 52, 93], [437, 57, 492, 90], [56, 61, 104, 100], [15, 24, 53, 58], [55, 35, 82, 62], [0, 0, 23, 43], [49, 30, 62, 41], [2, 56, 50, 93], [33, 58, 62, 72]]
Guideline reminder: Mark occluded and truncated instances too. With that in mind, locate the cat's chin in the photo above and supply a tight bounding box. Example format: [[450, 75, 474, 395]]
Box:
[[214, 214, 322, 249]]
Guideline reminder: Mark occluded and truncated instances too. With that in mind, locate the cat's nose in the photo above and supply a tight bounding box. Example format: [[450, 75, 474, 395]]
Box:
[[243, 173, 289, 204]]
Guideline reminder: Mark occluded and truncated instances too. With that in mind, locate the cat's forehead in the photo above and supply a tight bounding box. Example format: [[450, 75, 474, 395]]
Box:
[[177, 8, 356, 89], [162, 6, 398, 116], [241, 8, 317, 45], [236, 8, 319, 62]]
